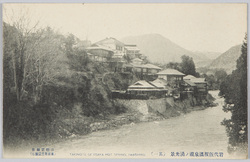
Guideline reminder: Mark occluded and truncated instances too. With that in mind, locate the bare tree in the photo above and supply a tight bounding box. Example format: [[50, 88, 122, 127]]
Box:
[[3, 7, 66, 104]]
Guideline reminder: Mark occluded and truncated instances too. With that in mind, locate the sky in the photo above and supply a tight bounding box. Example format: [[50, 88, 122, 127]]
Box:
[[3, 3, 247, 53]]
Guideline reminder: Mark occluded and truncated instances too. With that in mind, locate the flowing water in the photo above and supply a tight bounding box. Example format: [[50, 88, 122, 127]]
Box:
[[52, 90, 233, 159]]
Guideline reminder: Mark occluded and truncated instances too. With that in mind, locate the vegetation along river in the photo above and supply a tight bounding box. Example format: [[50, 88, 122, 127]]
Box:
[[48, 90, 233, 159]]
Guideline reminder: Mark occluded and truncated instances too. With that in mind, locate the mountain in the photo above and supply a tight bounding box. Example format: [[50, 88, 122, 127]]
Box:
[[192, 51, 221, 60], [207, 44, 242, 73], [121, 34, 211, 65]]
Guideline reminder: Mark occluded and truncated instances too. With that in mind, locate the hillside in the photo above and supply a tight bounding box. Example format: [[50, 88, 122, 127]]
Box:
[[208, 44, 242, 73], [121, 34, 211, 65], [193, 51, 221, 60]]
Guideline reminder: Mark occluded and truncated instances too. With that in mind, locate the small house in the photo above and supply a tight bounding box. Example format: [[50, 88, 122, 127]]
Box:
[[86, 45, 114, 62], [127, 80, 168, 98], [121, 63, 161, 76], [124, 44, 140, 59], [191, 78, 208, 95], [157, 69, 185, 88], [144, 64, 162, 74], [184, 75, 196, 80], [132, 58, 143, 65], [183, 80, 197, 92], [94, 37, 125, 55]]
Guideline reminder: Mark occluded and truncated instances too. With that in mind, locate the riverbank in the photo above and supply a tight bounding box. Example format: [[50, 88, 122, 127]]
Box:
[[5, 90, 237, 159], [58, 92, 215, 137], [4, 92, 216, 155]]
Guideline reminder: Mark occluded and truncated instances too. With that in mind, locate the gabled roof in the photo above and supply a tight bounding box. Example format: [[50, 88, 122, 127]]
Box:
[[152, 78, 168, 86], [191, 78, 206, 83], [150, 79, 165, 89], [130, 63, 162, 70], [157, 69, 185, 76], [144, 64, 162, 70], [86, 44, 114, 52], [94, 37, 124, 46], [184, 80, 196, 87], [184, 75, 196, 80], [128, 80, 155, 89], [128, 80, 167, 90]]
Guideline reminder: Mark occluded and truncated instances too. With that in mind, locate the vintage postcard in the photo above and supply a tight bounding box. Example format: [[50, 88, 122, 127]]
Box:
[[2, 3, 248, 159]]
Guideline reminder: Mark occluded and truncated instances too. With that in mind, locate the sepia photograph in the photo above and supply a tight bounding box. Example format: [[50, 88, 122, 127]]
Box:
[[2, 3, 248, 159]]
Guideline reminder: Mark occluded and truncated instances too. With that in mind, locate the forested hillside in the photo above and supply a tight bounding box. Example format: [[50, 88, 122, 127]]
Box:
[[3, 22, 132, 146], [208, 45, 242, 73], [220, 35, 247, 154]]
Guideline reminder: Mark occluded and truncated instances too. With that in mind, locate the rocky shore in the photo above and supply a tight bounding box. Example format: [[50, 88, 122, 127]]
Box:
[[58, 92, 215, 140]]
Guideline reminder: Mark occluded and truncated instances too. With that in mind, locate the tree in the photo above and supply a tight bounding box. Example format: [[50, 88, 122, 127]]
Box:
[[25, 27, 67, 103], [214, 69, 227, 82], [180, 55, 196, 76], [3, 8, 41, 102], [221, 34, 247, 153], [164, 62, 181, 71]]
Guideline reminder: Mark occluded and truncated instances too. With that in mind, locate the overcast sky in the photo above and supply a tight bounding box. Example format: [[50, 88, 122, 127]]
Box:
[[3, 3, 247, 53]]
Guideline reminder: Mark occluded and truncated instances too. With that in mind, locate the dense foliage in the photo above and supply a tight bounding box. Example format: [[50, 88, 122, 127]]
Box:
[[200, 69, 227, 90], [220, 34, 247, 152], [164, 55, 199, 77], [3, 22, 127, 146]]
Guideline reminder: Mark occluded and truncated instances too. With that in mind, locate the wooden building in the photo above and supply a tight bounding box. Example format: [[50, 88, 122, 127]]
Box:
[[132, 58, 143, 65], [191, 78, 208, 95], [183, 80, 197, 92], [157, 69, 185, 88], [121, 63, 162, 79], [127, 80, 168, 98], [183, 75, 196, 80], [86, 45, 114, 62], [124, 45, 140, 59], [94, 37, 125, 56]]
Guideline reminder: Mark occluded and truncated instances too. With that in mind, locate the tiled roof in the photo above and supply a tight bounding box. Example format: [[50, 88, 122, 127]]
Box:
[[184, 75, 196, 80], [184, 80, 196, 87], [152, 78, 168, 86], [157, 69, 185, 76], [150, 80, 165, 89], [144, 64, 162, 70], [191, 78, 206, 83], [128, 80, 166, 90], [130, 63, 162, 70], [128, 80, 155, 89], [94, 37, 124, 46], [86, 45, 114, 52]]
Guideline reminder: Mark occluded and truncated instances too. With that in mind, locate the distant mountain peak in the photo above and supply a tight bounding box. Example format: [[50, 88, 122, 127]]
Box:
[[121, 33, 211, 65], [207, 44, 242, 73]]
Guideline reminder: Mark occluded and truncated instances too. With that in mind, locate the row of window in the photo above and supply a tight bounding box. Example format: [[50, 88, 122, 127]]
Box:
[[126, 50, 139, 54], [116, 46, 123, 51]]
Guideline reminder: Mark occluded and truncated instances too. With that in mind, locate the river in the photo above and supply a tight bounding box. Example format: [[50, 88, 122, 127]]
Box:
[[49, 90, 233, 159]]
